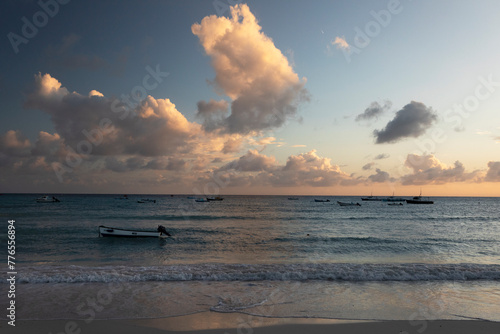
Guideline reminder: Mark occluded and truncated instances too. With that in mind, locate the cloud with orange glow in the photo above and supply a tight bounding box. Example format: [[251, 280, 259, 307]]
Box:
[[192, 4, 309, 134]]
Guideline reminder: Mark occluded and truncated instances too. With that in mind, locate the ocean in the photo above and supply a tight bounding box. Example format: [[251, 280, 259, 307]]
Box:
[[1, 194, 499, 324]]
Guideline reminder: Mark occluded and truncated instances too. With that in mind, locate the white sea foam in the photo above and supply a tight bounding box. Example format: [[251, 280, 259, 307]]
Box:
[[13, 263, 500, 284]]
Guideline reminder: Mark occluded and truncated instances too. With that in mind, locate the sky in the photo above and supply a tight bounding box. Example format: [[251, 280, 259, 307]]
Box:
[[1, 0, 500, 196]]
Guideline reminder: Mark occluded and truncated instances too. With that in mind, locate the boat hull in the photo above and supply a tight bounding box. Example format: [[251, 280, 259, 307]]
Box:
[[99, 226, 167, 238], [406, 199, 434, 204]]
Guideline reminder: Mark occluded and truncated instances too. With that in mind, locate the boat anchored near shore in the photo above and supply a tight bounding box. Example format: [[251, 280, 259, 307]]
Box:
[[98, 225, 171, 238]]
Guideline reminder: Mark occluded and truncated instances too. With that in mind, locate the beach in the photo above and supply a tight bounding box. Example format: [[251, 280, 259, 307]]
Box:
[[4, 316, 500, 334]]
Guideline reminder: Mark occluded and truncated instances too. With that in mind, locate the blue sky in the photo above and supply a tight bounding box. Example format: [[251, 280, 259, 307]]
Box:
[[1, 0, 500, 195]]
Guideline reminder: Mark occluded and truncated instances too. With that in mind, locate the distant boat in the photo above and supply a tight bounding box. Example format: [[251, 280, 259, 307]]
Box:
[[207, 196, 224, 201], [314, 199, 330, 202], [98, 225, 171, 238], [382, 192, 405, 202], [388, 202, 403, 206], [36, 195, 60, 203], [361, 193, 381, 201], [406, 191, 434, 204], [115, 195, 129, 200], [195, 198, 208, 202], [288, 197, 299, 200], [141, 199, 156, 203], [337, 201, 361, 207]]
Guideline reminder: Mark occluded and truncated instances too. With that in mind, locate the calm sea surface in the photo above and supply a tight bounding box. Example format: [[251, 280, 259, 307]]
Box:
[[1, 194, 499, 322]]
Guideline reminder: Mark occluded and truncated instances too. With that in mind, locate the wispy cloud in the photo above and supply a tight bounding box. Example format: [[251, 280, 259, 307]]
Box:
[[356, 100, 392, 122], [332, 36, 350, 50]]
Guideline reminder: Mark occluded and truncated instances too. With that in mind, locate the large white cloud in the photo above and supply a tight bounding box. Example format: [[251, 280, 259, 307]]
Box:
[[192, 4, 308, 134]]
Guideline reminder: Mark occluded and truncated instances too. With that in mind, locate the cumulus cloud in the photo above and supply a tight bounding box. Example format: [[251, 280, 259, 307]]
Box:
[[374, 101, 438, 144], [332, 36, 350, 50], [0, 130, 31, 157], [356, 100, 392, 122], [484, 161, 500, 182], [24, 73, 202, 157], [192, 4, 308, 134], [220, 149, 276, 172], [401, 154, 478, 185], [196, 99, 229, 131], [368, 168, 395, 183], [218, 150, 355, 187]]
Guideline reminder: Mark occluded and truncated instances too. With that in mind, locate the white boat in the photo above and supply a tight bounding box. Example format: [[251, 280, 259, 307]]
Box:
[[99, 225, 171, 238], [36, 195, 60, 203], [337, 201, 361, 207]]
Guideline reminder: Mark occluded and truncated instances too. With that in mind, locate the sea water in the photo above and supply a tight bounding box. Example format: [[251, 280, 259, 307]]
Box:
[[0, 194, 499, 322]]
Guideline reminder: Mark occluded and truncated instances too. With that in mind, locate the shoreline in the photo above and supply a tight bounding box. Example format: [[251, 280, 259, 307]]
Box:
[[2, 313, 500, 334]]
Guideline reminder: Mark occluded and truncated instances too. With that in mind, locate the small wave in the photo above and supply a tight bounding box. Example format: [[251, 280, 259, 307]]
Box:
[[14, 263, 500, 284]]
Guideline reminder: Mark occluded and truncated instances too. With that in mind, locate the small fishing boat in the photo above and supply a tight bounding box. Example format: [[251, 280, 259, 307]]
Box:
[[207, 196, 224, 201], [361, 194, 381, 201], [314, 199, 330, 202], [36, 195, 60, 203], [98, 225, 171, 238], [406, 191, 434, 204], [337, 201, 361, 207]]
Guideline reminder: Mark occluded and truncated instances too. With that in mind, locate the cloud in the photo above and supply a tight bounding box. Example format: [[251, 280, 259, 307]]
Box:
[[192, 4, 308, 134], [368, 168, 395, 183], [24, 73, 203, 157], [196, 99, 229, 131], [332, 36, 350, 50], [374, 101, 438, 144], [220, 149, 276, 172], [401, 154, 478, 185], [362, 162, 375, 170], [218, 150, 356, 188], [356, 100, 392, 122], [0, 130, 31, 157], [484, 161, 500, 181], [374, 153, 390, 160]]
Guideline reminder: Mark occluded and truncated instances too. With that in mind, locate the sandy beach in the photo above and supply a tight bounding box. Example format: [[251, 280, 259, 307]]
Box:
[[3, 313, 500, 334]]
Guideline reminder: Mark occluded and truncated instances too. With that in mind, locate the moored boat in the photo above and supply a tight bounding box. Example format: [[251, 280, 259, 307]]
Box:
[[98, 225, 171, 238], [337, 201, 361, 207], [207, 196, 224, 201], [406, 191, 434, 204], [314, 199, 330, 202], [36, 195, 60, 203]]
